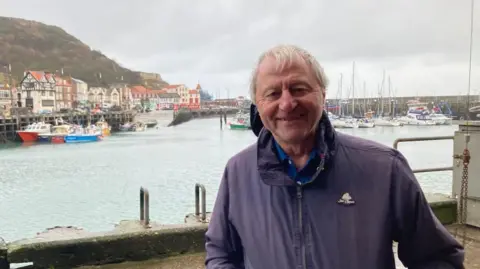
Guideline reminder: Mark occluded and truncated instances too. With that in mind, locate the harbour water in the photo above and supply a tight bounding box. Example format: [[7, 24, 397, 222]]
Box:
[[0, 113, 457, 242]]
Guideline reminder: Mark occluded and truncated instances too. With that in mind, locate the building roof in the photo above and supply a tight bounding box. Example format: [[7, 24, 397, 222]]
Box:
[[71, 78, 87, 84]]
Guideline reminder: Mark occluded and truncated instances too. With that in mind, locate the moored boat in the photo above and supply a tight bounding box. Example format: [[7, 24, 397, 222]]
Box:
[[16, 122, 52, 142], [144, 119, 158, 128], [374, 118, 403, 127], [119, 122, 133, 132], [228, 111, 251, 130], [358, 118, 375, 128], [332, 118, 358, 128], [95, 118, 111, 136], [64, 125, 102, 143], [37, 125, 73, 142], [132, 122, 147, 132]]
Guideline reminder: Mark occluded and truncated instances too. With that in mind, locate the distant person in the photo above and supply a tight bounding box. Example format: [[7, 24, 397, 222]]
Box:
[[205, 44, 464, 269]]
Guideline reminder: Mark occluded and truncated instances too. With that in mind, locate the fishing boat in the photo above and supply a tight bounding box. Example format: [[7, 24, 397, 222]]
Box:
[[37, 125, 73, 143], [228, 111, 251, 130], [95, 118, 111, 136], [16, 122, 52, 142], [64, 125, 102, 143]]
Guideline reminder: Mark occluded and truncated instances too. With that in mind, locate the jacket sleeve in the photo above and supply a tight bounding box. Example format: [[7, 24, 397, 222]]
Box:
[[391, 152, 465, 269], [205, 165, 244, 269]]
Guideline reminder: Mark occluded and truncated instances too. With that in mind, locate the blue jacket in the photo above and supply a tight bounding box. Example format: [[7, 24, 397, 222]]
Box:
[[205, 111, 464, 269]]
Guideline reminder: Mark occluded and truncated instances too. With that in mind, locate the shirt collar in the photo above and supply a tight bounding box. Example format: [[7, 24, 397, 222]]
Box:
[[274, 140, 319, 163]]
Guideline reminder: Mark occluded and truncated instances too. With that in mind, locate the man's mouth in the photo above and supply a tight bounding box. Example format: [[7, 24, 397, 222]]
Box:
[[277, 115, 304, 121]]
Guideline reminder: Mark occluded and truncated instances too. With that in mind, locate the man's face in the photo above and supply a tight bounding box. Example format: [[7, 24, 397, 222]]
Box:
[[255, 56, 325, 145]]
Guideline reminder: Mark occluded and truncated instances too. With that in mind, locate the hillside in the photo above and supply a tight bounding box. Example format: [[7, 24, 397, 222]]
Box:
[[0, 16, 168, 88]]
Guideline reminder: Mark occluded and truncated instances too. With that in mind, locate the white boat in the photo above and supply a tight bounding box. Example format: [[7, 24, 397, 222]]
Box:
[[374, 118, 403, 127], [228, 111, 251, 130], [357, 119, 375, 128], [37, 124, 74, 142], [428, 113, 452, 125], [398, 114, 436, 126], [332, 118, 358, 129], [16, 122, 53, 142]]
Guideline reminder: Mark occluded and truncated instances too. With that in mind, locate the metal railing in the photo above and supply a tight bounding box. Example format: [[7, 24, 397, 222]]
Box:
[[139, 187, 150, 227], [393, 136, 454, 174], [195, 183, 207, 223]]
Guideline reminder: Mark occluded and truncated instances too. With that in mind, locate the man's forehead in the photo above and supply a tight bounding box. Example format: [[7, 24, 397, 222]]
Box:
[[258, 55, 309, 74]]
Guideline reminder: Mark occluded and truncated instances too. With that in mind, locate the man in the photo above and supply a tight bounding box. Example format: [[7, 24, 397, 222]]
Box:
[[205, 44, 464, 269]]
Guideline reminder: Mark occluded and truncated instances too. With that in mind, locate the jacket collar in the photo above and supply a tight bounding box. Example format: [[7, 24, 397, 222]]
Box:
[[256, 111, 336, 186]]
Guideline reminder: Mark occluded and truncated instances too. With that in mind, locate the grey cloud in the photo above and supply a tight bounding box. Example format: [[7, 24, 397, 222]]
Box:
[[1, 0, 479, 96]]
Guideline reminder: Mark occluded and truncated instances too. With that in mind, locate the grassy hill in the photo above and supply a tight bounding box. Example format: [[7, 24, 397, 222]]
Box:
[[0, 16, 168, 88]]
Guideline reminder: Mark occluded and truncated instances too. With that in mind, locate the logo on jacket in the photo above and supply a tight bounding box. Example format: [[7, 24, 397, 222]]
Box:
[[337, 192, 355, 206]]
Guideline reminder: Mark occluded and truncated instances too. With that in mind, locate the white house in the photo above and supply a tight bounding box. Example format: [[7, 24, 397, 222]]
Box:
[[162, 84, 189, 105], [19, 71, 56, 113], [157, 92, 180, 109], [72, 78, 88, 104], [87, 87, 107, 107]]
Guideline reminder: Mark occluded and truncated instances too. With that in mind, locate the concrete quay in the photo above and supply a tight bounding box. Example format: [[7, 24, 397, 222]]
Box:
[[0, 193, 463, 269]]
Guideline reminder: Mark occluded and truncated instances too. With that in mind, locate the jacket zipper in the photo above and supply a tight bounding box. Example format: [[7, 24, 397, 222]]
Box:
[[297, 185, 307, 269], [295, 154, 326, 269]]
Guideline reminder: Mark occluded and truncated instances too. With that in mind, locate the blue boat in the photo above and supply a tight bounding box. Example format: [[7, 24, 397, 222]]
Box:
[[64, 134, 102, 143], [64, 125, 102, 143]]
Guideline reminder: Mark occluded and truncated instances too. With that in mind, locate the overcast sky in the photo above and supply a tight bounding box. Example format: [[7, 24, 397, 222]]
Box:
[[2, 0, 480, 99]]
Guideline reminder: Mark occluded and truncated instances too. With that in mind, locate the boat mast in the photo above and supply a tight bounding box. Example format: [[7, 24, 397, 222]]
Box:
[[338, 73, 343, 116], [363, 81, 367, 115], [388, 76, 392, 116], [351, 61, 355, 116], [380, 70, 385, 116]]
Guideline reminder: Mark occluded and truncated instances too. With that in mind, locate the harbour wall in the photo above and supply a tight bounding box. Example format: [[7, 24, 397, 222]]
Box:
[[168, 108, 238, 127], [0, 111, 136, 142]]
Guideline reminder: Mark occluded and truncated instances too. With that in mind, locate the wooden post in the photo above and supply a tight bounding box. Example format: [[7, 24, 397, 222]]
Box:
[[220, 113, 223, 129]]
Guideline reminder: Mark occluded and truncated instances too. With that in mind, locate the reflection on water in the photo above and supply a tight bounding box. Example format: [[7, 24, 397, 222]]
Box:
[[0, 118, 457, 241]]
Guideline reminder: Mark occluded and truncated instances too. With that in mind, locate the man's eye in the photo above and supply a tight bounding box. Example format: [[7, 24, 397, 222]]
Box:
[[291, 88, 308, 95], [266, 92, 280, 97]]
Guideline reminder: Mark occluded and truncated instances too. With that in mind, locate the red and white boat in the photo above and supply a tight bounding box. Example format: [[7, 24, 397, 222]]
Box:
[[16, 122, 52, 142]]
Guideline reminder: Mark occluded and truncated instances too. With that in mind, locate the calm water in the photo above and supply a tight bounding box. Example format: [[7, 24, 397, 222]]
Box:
[[0, 116, 457, 242]]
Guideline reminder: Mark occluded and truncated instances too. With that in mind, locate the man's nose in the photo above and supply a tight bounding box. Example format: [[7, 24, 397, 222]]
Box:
[[278, 90, 297, 112]]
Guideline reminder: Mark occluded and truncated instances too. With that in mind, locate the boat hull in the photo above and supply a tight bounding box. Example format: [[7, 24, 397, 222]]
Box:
[[229, 123, 251, 130], [64, 135, 101, 143], [51, 136, 66, 143], [17, 132, 39, 142], [37, 136, 52, 142]]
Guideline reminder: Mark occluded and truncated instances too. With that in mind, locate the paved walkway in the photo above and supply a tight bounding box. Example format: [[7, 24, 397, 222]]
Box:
[[80, 225, 480, 269]]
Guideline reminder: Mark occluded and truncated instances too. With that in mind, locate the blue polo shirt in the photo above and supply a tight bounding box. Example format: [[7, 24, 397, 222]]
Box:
[[274, 141, 323, 185]]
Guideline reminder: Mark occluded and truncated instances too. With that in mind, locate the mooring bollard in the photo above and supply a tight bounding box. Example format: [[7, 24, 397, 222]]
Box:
[[195, 183, 207, 222], [0, 237, 8, 269], [139, 187, 150, 227]]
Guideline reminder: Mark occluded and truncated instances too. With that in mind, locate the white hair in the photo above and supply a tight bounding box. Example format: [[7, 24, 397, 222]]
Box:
[[249, 44, 329, 104]]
